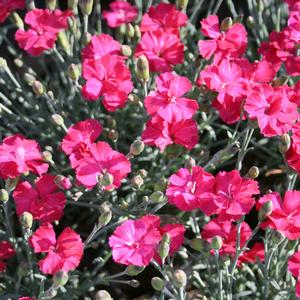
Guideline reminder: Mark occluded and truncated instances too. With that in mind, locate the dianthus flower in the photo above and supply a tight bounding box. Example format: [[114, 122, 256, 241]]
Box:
[[102, 1, 138, 28], [75, 141, 131, 190], [135, 29, 184, 72], [0, 241, 15, 272], [145, 72, 198, 122], [288, 251, 300, 297], [13, 174, 66, 223], [0, 0, 25, 23], [288, 11, 300, 43], [245, 84, 298, 137], [198, 15, 247, 61], [141, 115, 199, 152], [61, 119, 102, 169], [0, 134, 48, 179], [82, 55, 133, 111], [30, 223, 84, 275], [166, 166, 217, 213], [213, 170, 260, 222], [15, 9, 72, 56], [141, 3, 187, 35], [257, 191, 300, 240], [286, 122, 300, 173]]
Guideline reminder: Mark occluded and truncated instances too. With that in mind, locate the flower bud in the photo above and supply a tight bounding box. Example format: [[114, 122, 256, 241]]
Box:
[[14, 58, 24, 68], [46, 0, 57, 10], [26, 0, 35, 10], [32, 81, 45, 96], [279, 134, 291, 154], [136, 55, 149, 82], [211, 236, 223, 250], [121, 45, 132, 57], [99, 172, 114, 188], [130, 140, 145, 156], [108, 129, 118, 142], [185, 157, 195, 170], [126, 265, 145, 276], [247, 166, 259, 179], [129, 279, 140, 288], [53, 271, 69, 287], [134, 25, 141, 40], [58, 31, 71, 55], [68, 64, 81, 81], [172, 270, 187, 288], [0, 57, 7, 70], [190, 238, 204, 252], [82, 32, 92, 46], [220, 17, 233, 31], [118, 24, 126, 36], [42, 151, 54, 164], [256, 0, 264, 12], [177, 0, 189, 10], [246, 16, 255, 29], [24, 73, 36, 85], [151, 277, 164, 291], [159, 233, 171, 260], [126, 24, 135, 39], [79, 0, 93, 15], [51, 114, 64, 126], [273, 76, 289, 86], [0, 189, 9, 203], [68, 0, 79, 11], [10, 12, 24, 29], [131, 175, 144, 190], [98, 203, 112, 226], [128, 94, 140, 104], [20, 212, 33, 229], [95, 290, 112, 300], [258, 200, 273, 222], [54, 175, 72, 190], [142, 195, 149, 203], [138, 169, 148, 178], [150, 191, 164, 203], [5, 177, 19, 192]]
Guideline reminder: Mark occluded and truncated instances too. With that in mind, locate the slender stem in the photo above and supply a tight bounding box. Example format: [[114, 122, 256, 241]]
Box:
[[215, 250, 223, 300], [213, 0, 224, 14], [178, 288, 185, 300], [236, 128, 254, 171], [263, 229, 270, 300], [83, 14, 89, 33], [21, 227, 34, 282]]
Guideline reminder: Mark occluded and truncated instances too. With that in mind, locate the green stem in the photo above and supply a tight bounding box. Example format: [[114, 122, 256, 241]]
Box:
[[236, 128, 254, 171], [215, 250, 223, 300]]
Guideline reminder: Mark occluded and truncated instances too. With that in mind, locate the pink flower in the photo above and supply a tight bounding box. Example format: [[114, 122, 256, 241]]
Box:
[[145, 72, 198, 122], [0, 0, 25, 23], [30, 223, 84, 275], [245, 84, 298, 137], [141, 3, 187, 35], [213, 170, 260, 222], [103, 1, 138, 28], [198, 15, 247, 60], [288, 12, 300, 43], [82, 55, 133, 111], [288, 251, 300, 297], [142, 115, 199, 152], [13, 174, 66, 223], [15, 9, 72, 56], [61, 119, 102, 169], [257, 191, 300, 240], [0, 134, 48, 179], [166, 166, 217, 214], [286, 122, 300, 173], [135, 29, 184, 73], [109, 215, 162, 266], [238, 243, 264, 267], [82, 33, 123, 62], [18, 298, 34, 300], [160, 224, 185, 256], [75, 141, 131, 190], [0, 241, 15, 272], [54, 175, 72, 190]]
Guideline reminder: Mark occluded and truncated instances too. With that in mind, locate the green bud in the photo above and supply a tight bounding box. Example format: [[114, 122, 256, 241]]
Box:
[[118, 24, 126, 36], [46, 0, 57, 10], [79, 0, 93, 15], [126, 24, 135, 39], [134, 25, 141, 40], [24, 73, 36, 85], [82, 32, 92, 46], [151, 277, 164, 291], [99, 172, 114, 187], [0, 57, 7, 69], [185, 157, 195, 170], [128, 94, 140, 104], [108, 129, 118, 142], [53, 271, 69, 287], [0, 189, 9, 203], [14, 58, 24, 68], [159, 233, 171, 260], [136, 55, 150, 82], [246, 16, 255, 29], [247, 166, 259, 179], [150, 191, 164, 203], [5, 177, 19, 192], [68, 64, 81, 81], [95, 290, 112, 300], [126, 265, 145, 276], [57, 31, 71, 55], [26, 0, 35, 10], [257, 0, 264, 12], [20, 212, 33, 229], [129, 279, 140, 288], [130, 140, 145, 156], [279, 134, 291, 154], [32, 81, 45, 96], [190, 238, 204, 252], [273, 76, 289, 86], [131, 175, 144, 190], [258, 200, 273, 222], [98, 208, 112, 226], [51, 114, 64, 126], [211, 236, 222, 250], [10, 12, 24, 29], [177, 0, 189, 10], [121, 45, 132, 57], [172, 270, 187, 288], [138, 169, 148, 178], [220, 17, 233, 31], [68, 0, 79, 11], [42, 151, 54, 164]]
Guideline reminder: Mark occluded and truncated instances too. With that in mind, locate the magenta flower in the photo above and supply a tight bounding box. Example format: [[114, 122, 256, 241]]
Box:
[[0, 241, 15, 272], [0, 0, 25, 23]]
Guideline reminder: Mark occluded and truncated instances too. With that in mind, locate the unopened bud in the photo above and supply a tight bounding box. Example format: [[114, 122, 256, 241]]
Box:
[[10, 12, 24, 29], [14, 58, 23, 68], [247, 166, 259, 179], [185, 157, 195, 170], [46, 0, 57, 10], [134, 25, 141, 39], [128, 94, 140, 104], [220, 17, 233, 31], [258, 200, 273, 221], [0, 189, 9, 203], [130, 140, 145, 156], [129, 279, 140, 288], [151, 277, 164, 291], [159, 233, 171, 260], [126, 265, 145, 276], [82, 32, 92, 46], [211, 236, 223, 250], [20, 212, 33, 229], [131, 175, 144, 189], [257, 0, 264, 12], [68, 0, 79, 11], [54, 175, 72, 190], [99, 172, 114, 187], [190, 238, 204, 252], [42, 151, 54, 164], [32, 81, 45, 96], [246, 16, 255, 29], [53, 271, 68, 287], [0, 57, 7, 69], [108, 129, 118, 142], [98, 207, 112, 226], [118, 24, 126, 36], [279, 134, 291, 154], [177, 0, 189, 10], [51, 114, 64, 126], [5, 177, 19, 192], [173, 270, 187, 288], [126, 24, 135, 39], [79, 0, 93, 15], [121, 45, 132, 57], [24, 73, 36, 85], [58, 31, 71, 55], [150, 191, 164, 203], [68, 64, 81, 81], [95, 290, 112, 300], [273, 76, 289, 86], [138, 169, 148, 178], [136, 55, 149, 82]]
